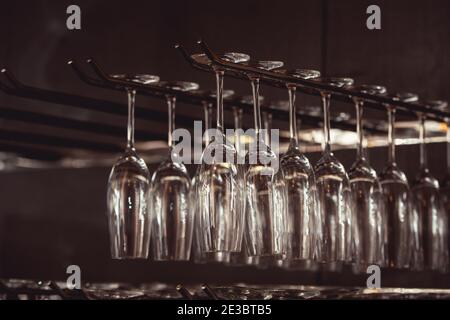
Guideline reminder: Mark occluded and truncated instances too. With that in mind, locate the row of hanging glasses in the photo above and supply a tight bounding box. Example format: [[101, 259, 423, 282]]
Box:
[[106, 49, 450, 273]]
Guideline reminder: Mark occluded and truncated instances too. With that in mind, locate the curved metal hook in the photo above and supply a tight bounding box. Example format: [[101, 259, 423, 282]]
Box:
[[67, 59, 108, 89], [0, 68, 25, 89], [174, 43, 211, 72]]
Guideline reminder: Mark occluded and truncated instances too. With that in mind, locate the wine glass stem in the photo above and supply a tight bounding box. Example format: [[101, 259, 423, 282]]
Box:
[[167, 95, 176, 148], [233, 107, 242, 155], [250, 77, 262, 139], [215, 70, 225, 132], [387, 106, 396, 165], [447, 119, 450, 175], [202, 101, 211, 145], [126, 89, 136, 150], [355, 99, 364, 160], [262, 112, 272, 145], [419, 113, 427, 170], [321, 92, 331, 154], [288, 85, 298, 146]]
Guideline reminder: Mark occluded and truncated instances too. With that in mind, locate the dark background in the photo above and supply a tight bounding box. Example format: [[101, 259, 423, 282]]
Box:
[[0, 0, 449, 287]]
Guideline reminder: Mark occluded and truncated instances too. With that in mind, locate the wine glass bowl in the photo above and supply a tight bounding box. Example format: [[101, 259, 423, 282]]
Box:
[[150, 157, 192, 261], [107, 149, 151, 259]]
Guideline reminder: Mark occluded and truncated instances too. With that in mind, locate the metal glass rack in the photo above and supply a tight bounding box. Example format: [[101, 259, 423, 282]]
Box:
[[0, 40, 448, 164]]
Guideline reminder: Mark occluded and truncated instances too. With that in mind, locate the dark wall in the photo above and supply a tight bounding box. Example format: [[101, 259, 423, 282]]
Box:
[[0, 0, 450, 286]]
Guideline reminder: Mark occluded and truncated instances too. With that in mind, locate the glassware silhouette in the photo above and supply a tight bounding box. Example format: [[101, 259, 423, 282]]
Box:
[[150, 81, 199, 261], [410, 100, 448, 271], [243, 60, 287, 259], [278, 69, 321, 263], [313, 77, 354, 263], [348, 85, 387, 268], [379, 92, 418, 269], [107, 74, 159, 259], [197, 53, 250, 261]]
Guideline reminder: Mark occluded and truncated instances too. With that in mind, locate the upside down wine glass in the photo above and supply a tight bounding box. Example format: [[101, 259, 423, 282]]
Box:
[[243, 60, 288, 259], [107, 74, 159, 259], [379, 92, 418, 269], [277, 69, 321, 263], [192, 90, 235, 264], [348, 85, 387, 268], [192, 97, 213, 263], [314, 77, 354, 263], [410, 100, 448, 271], [197, 53, 249, 260], [438, 101, 450, 272], [150, 81, 199, 261]]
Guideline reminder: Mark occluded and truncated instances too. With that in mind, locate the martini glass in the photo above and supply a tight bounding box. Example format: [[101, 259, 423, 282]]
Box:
[[313, 77, 354, 263], [348, 85, 387, 268], [107, 74, 159, 259], [379, 92, 419, 269], [150, 81, 199, 261]]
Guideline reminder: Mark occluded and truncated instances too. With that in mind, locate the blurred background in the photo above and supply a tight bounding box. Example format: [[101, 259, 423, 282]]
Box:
[[0, 0, 449, 287]]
